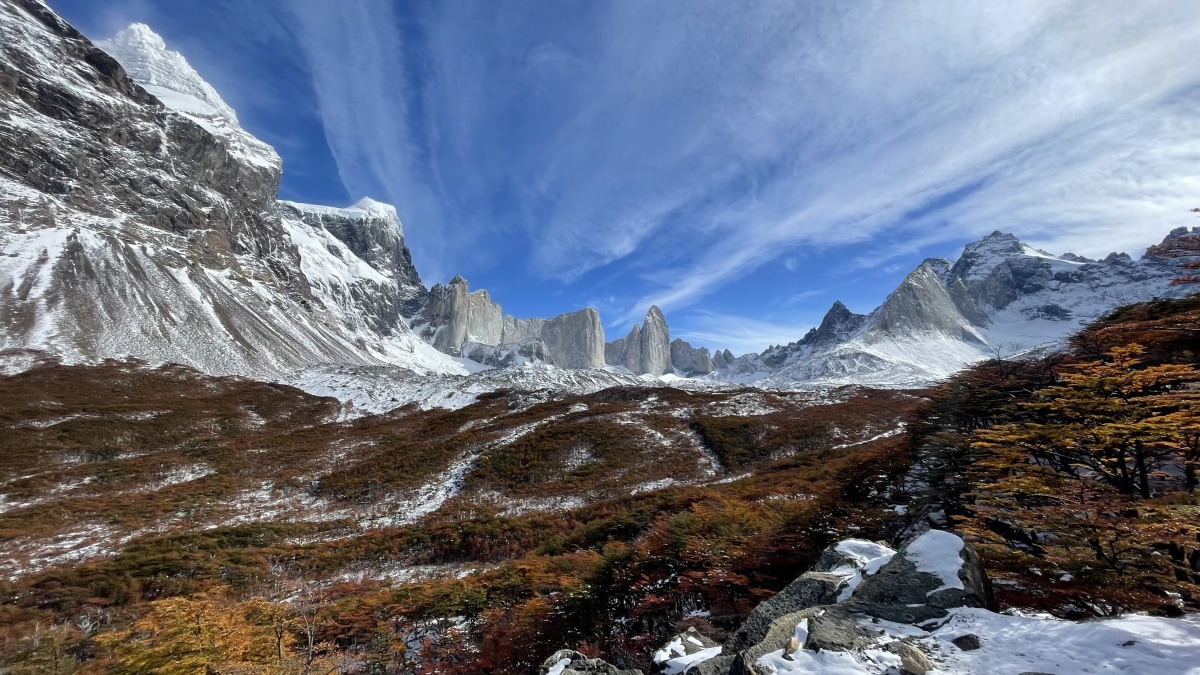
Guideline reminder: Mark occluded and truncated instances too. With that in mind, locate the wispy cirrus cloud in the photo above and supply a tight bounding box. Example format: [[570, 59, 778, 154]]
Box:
[[281, 0, 1200, 337]]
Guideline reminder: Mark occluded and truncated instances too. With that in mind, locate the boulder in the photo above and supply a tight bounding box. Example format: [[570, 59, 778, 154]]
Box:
[[652, 627, 723, 674], [951, 633, 981, 651], [844, 529, 993, 625], [724, 572, 842, 653], [890, 641, 933, 675], [727, 532, 989, 675], [541, 649, 643, 675]]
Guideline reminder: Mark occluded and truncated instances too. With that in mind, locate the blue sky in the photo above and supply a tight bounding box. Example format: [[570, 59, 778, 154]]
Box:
[[49, 0, 1200, 354]]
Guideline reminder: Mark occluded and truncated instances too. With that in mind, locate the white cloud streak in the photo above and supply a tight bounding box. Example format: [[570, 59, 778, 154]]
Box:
[[284, 0, 1200, 327]]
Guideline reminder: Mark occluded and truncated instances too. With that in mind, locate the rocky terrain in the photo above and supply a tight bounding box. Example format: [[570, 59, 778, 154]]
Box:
[[546, 532, 1200, 675]]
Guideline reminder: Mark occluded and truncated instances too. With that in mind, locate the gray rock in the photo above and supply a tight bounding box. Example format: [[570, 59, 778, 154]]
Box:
[[798, 301, 868, 349], [653, 627, 722, 674], [711, 349, 735, 370], [725, 571, 843, 653], [951, 633, 981, 651], [730, 609, 816, 675], [843, 531, 993, 626], [541, 308, 606, 369], [670, 338, 714, 376], [621, 323, 643, 373], [420, 276, 503, 355], [460, 338, 553, 368], [641, 306, 672, 375], [605, 337, 627, 367], [688, 654, 734, 675], [803, 608, 882, 652], [279, 200, 428, 329], [607, 306, 673, 375], [541, 649, 642, 675], [420, 278, 603, 367], [866, 261, 985, 345], [503, 315, 546, 344]]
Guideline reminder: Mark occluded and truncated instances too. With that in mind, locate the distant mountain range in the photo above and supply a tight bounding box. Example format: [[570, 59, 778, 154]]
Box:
[[2, 0, 1196, 408]]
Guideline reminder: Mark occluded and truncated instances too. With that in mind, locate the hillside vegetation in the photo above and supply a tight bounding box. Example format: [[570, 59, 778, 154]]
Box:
[[0, 295, 1197, 673]]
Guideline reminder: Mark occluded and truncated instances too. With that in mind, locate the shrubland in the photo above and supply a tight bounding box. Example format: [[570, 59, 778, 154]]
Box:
[[1, 294, 1198, 672]]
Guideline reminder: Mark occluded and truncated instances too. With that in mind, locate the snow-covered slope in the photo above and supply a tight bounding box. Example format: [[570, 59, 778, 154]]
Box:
[[0, 5, 467, 379], [719, 229, 1199, 388]]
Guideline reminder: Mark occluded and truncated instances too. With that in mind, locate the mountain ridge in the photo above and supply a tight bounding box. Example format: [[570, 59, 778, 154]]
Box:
[[2, 4, 1197, 409]]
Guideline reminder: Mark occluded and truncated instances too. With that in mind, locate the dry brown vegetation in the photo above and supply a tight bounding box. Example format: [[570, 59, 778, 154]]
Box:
[[8, 292, 1195, 672], [0, 353, 918, 673]]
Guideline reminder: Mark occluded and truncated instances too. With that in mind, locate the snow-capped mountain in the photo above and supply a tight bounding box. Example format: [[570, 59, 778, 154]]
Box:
[[0, 2, 466, 379], [719, 229, 1199, 388], [2, 0, 1196, 408]]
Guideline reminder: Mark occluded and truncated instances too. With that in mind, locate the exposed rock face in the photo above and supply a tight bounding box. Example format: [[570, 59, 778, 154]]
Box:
[[278, 199, 428, 335], [641, 306, 672, 375], [541, 308, 606, 368], [606, 306, 673, 375], [800, 301, 868, 349], [419, 276, 503, 355], [0, 3, 470, 378], [866, 260, 986, 344], [727, 531, 992, 675], [711, 349, 735, 370], [652, 627, 723, 674], [460, 338, 551, 368], [670, 338, 714, 376], [541, 649, 642, 675], [417, 277, 605, 367], [620, 324, 643, 373]]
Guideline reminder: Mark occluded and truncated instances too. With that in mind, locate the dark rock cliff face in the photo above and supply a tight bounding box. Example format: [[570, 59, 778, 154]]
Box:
[[0, 0, 293, 281], [0, 1, 446, 377], [670, 338, 714, 375]]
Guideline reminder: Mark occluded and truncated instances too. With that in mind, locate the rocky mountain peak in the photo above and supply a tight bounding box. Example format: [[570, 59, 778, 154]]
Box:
[[948, 231, 1026, 283], [606, 306, 673, 375], [801, 299, 868, 348], [98, 23, 239, 124]]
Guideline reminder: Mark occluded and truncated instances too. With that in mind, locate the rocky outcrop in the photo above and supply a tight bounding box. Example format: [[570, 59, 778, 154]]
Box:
[[652, 627, 723, 674], [279, 199, 428, 334], [460, 338, 552, 368], [726, 531, 992, 675], [607, 306, 673, 375], [799, 301, 868, 349], [641, 306, 672, 375], [670, 338, 714, 376], [419, 276, 503, 355], [866, 260, 986, 344], [417, 277, 605, 368], [541, 650, 642, 675], [540, 308, 606, 369], [711, 349, 735, 370]]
